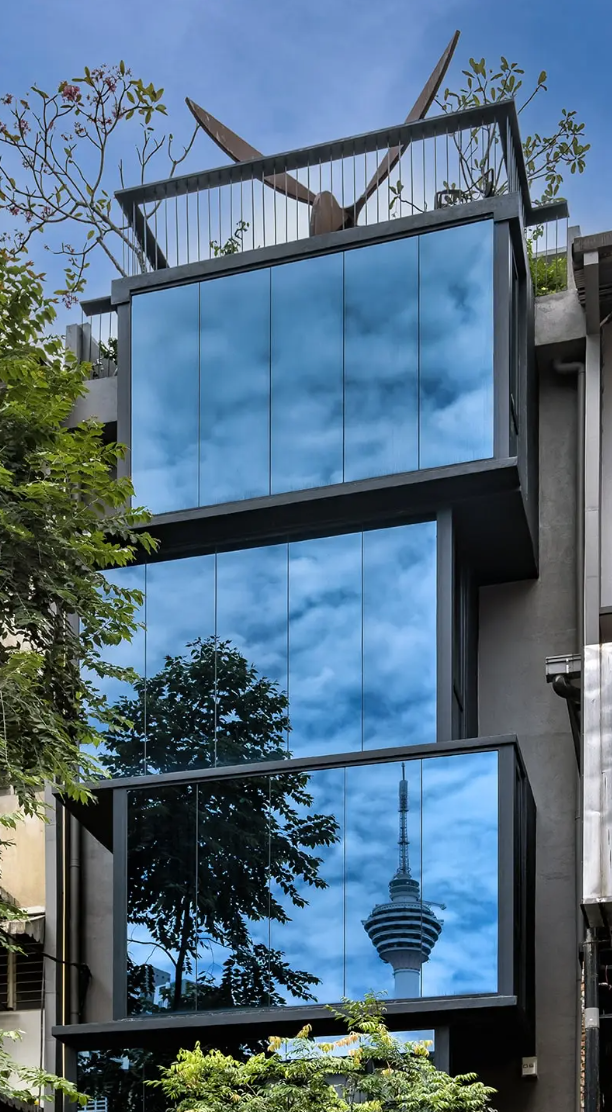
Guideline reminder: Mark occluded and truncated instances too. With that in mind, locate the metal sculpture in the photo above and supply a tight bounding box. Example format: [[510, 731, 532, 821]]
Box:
[[186, 31, 460, 237]]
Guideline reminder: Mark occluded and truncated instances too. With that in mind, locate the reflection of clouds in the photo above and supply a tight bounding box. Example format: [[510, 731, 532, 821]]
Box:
[[200, 268, 270, 505], [271, 252, 344, 494], [132, 283, 200, 513], [419, 222, 493, 469], [128, 753, 498, 1013], [131, 223, 494, 516], [344, 235, 419, 481], [102, 522, 436, 774]]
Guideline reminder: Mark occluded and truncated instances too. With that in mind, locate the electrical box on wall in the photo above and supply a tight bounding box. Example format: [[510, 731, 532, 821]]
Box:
[[522, 1056, 538, 1079]]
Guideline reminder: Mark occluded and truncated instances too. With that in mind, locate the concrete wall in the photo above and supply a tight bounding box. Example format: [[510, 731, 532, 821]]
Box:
[[478, 362, 579, 1111], [0, 791, 45, 909], [81, 831, 114, 1024]]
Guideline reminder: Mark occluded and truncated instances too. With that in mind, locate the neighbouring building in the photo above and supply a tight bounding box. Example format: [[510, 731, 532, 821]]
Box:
[[6, 96, 612, 1110]]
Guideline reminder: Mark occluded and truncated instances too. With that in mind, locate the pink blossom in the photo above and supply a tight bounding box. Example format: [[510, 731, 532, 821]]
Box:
[[18, 118, 30, 134], [8, 204, 21, 216], [59, 83, 81, 103], [1, 94, 13, 106]]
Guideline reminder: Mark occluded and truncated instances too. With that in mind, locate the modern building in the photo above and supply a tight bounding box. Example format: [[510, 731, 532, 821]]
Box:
[[5, 96, 611, 1110]]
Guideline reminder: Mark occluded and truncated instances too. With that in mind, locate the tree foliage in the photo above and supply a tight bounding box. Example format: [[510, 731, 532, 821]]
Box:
[[0, 248, 155, 819], [436, 55, 589, 206], [0, 1030, 88, 1107], [389, 54, 589, 295], [152, 997, 497, 1112], [0, 248, 156, 1103], [0, 64, 198, 303], [104, 637, 339, 1013]]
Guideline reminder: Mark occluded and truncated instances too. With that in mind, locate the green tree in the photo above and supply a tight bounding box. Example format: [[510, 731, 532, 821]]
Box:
[[389, 54, 589, 295], [436, 56, 589, 205], [0, 246, 155, 1103], [104, 637, 339, 1013], [153, 997, 497, 1112]]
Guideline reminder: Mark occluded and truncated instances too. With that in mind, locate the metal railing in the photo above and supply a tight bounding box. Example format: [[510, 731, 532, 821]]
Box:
[[114, 99, 569, 281], [67, 306, 117, 379]]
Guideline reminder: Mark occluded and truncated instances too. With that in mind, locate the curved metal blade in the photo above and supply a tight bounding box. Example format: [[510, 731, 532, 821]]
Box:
[[186, 98, 317, 205], [350, 30, 461, 221]]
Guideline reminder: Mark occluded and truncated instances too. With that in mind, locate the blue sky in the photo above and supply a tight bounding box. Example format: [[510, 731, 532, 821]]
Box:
[[0, 0, 609, 304]]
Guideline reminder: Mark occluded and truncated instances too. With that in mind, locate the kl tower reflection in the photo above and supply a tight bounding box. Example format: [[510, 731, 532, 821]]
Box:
[[363, 765, 443, 998]]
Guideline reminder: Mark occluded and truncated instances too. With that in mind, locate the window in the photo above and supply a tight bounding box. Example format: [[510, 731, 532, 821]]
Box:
[[97, 522, 437, 776], [0, 940, 43, 1011], [125, 750, 499, 1015], [131, 222, 494, 515]]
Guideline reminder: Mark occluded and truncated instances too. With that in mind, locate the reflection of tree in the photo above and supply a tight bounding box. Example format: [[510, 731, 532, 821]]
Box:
[[104, 637, 339, 1013], [78, 1049, 170, 1112]]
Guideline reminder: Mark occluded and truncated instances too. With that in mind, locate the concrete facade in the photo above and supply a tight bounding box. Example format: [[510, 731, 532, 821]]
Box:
[[479, 359, 580, 1111]]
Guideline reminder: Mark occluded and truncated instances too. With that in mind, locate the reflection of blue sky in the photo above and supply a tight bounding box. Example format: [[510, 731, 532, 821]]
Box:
[[200, 268, 270, 504], [128, 752, 498, 1012], [132, 283, 199, 513], [344, 236, 418, 481], [100, 522, 436, 775], [419, 222, 494, 469], [271, 252, 344, 493], [131, 224, 494, 517]]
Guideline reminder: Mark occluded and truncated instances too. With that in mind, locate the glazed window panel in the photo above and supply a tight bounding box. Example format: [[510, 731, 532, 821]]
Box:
[[270, 252, 344, 494], [97, 522, 437, 776], [344, 235, 419, 481], [131, 283, 199, 514], [200, 267, 271, 505], [124, 750, 499, 1015], [419, 221, 494, 469], [130, 222, 495, 517]]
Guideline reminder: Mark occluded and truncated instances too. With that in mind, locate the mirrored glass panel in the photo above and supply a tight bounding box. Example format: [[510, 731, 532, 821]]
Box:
[[288, 533, 362, 758], [92, 564, 145, 779], [419, 221, 494, 469], [344, 236, 418, 481], [420, 751, 498, 997], [363, 523, 437, 749], [216, 544, 289, 766], [131, 223, 494, 516], [78, 1048, 170, 1112], [271, 252, 344, 493], [99, 523, 436, 775], [200, 268, 270, 504], [132, 283, 199, 514], [125, 751, 499, 1014], [127, 785, 197, 1014]]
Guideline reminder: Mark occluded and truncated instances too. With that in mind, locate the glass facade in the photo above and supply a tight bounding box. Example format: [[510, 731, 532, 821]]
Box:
[[131, 221, 494, 515], [98, 521, 437, 776], [125, 750, 499, 1015], [78, 1031, 439, 1112]]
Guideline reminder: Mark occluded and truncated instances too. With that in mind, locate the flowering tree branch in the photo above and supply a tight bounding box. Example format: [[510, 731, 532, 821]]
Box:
[[0, 63, 198, 304]]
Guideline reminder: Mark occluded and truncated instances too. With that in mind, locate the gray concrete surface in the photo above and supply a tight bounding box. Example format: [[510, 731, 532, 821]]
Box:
[[479, 361, 579, 1111]]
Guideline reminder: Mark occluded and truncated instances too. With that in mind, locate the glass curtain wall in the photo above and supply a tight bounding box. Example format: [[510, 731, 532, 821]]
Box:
[[97, 521, 437, 777], [131, 222, 494, 515], [124, 750, 499, 1015]]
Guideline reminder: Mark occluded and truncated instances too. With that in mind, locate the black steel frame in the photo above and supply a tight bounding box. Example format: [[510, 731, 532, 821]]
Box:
[[53, 734, 535, 1050], [109, 98, 567, 274]]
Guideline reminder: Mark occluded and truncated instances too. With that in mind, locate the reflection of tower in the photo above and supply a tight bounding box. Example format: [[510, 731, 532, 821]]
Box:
[[363, 765, 443, 998]]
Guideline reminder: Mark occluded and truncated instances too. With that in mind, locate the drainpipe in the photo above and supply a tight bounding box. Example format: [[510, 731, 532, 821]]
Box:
[[552, 358, 585, 648], [68, 814, 81, 1025]]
